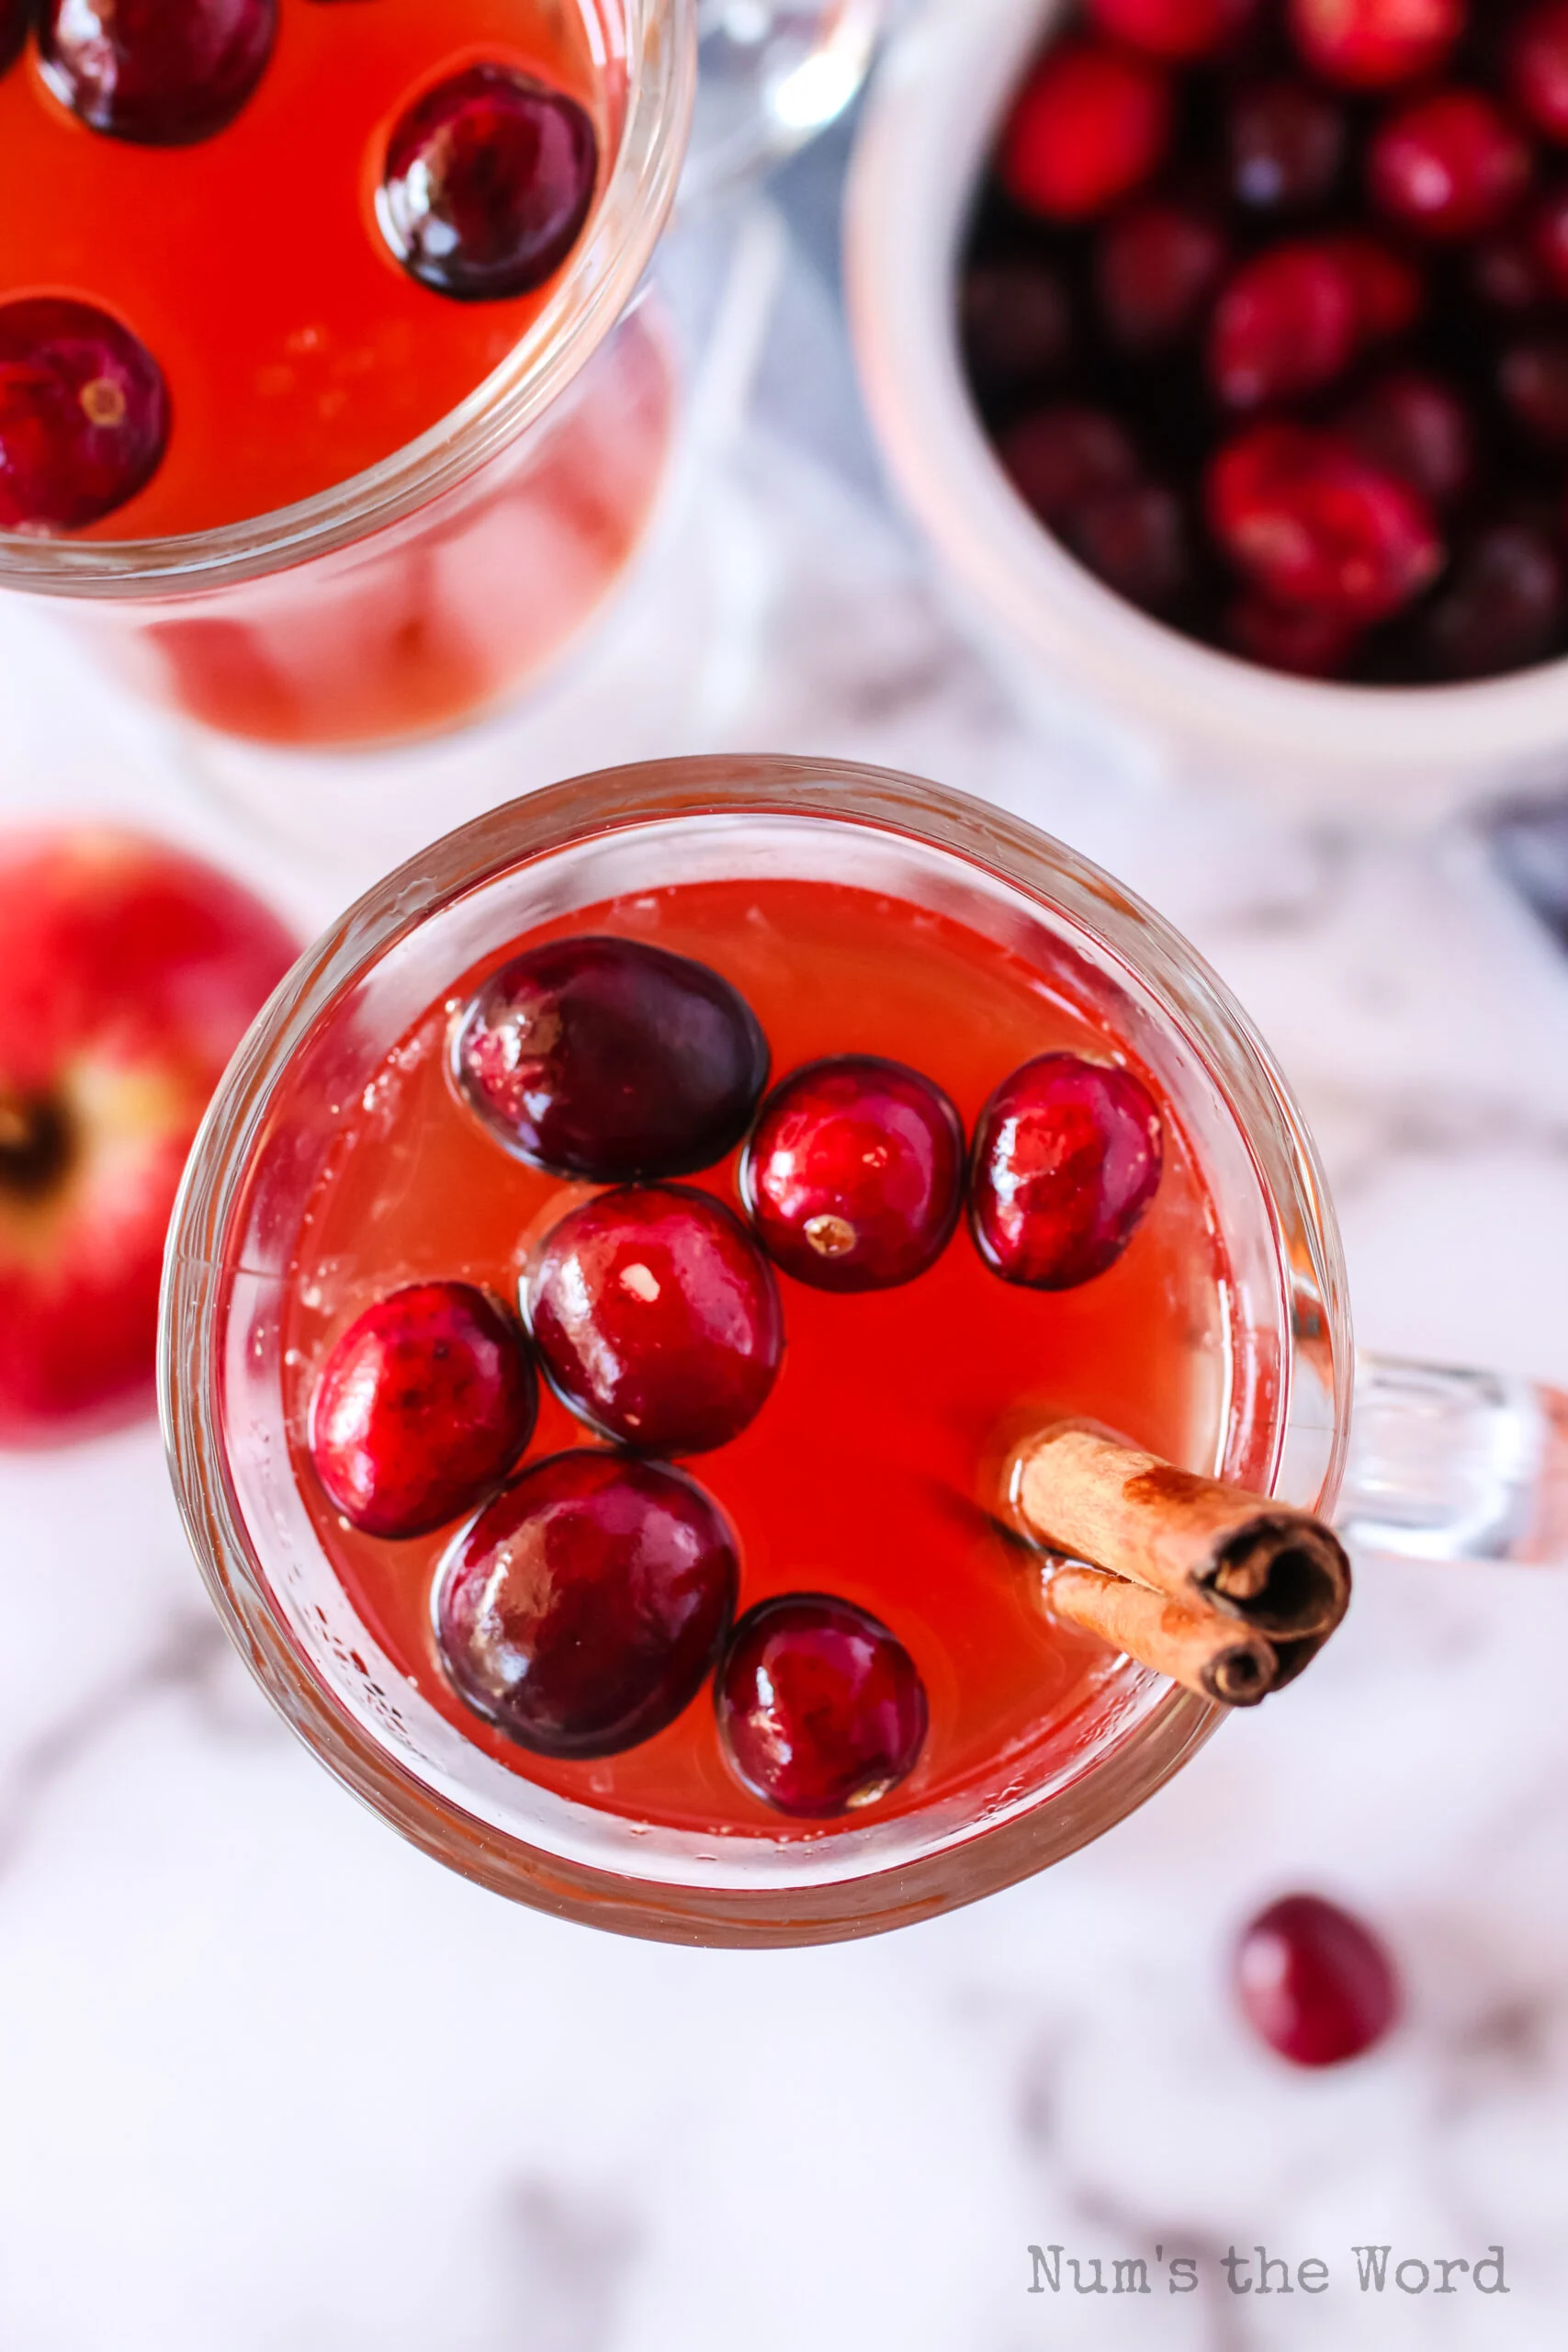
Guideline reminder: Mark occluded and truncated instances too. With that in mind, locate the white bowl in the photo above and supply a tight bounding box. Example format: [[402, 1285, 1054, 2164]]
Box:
[[845, 0, 1568, 826]]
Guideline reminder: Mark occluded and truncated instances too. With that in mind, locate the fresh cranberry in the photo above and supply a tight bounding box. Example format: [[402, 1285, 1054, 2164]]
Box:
[[378, 64, 599, 300], [527, 1185, 783, 1454], [1208, 243, 1359, 410], [1208, 423, 1444, 621], [1228, 79, 1347, 215], [1337, 369, 1475, 507], [1289, 0, 1462, 90], [455, 935, 767, 1182], [0, 299, 169, 532], [1509, 2, 1568, 144], [39, 0, 276, 145], [1000, 40, 1173, 222], [1499, 336, 1568, 447], [970, 1053, 1164, 1289], [1369, 91, 1533, 243], [436, 1452, 737, 1758], [308, 1283, 536, 1539], [716, 1595, 929, 1818], [1060, 482, 1191, 612], [1235, 1894, 1401, 2066], [1224, 594, 1363, 677], [1532, 187, 1568, 296], [1323, 232, 1425, 342], [1420, 522, 1564, 677], [961, 257, 1074, 397], [996, 404, 1140, 526], [1087, 0, 1252, 58], [1471, 224, 1551, 311], [1096, 199, 1229, 351], [742, 1057, 964, 1293]]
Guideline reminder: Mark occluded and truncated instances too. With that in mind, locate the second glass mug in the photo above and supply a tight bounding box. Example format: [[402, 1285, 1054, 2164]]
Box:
[[161, 757, 1568, 1945]]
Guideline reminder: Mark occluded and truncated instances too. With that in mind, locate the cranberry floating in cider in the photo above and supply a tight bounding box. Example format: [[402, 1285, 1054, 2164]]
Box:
[[717, 1595, 930, 1818], [972, 1053, 1164, 1289], [39, 0, 277, 146], [0, 299, 169, 532]]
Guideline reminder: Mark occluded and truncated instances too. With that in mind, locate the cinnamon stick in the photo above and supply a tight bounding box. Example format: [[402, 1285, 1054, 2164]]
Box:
[[1043, 1562, 1279, 1708]]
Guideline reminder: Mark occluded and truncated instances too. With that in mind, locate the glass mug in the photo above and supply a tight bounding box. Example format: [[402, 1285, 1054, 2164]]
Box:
[[0, 4, 875, 754], [160, 758, 1568, 1945]]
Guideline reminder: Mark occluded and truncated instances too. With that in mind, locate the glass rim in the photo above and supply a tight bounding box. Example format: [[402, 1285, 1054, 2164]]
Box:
[[159, 754, 1356, 1945], [0, 0, 695, 601]]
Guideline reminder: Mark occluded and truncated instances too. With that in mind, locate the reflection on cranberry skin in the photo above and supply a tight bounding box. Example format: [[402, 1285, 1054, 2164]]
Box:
[[309, 1283, 536, 1539], [528, 1185, 784, 1454], [378, 63, 599, 300], [436, 1452, 738, 1758], [39, 0, 277, 146], [1369, 91, 1533, 244], [971, 1052, 1164, 1291], [717, 1594, 929, 1818], [1235, 1893, 1401, 2066], [456, 935, 768, 1182], [0, 298, 169, 530]]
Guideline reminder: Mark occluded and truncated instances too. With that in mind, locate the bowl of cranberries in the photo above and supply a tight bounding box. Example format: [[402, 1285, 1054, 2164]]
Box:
[[847, 0, 1568, 819]]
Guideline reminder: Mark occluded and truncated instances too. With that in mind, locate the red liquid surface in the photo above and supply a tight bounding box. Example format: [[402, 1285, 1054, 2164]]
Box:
[[281, 876, 1237, 1839], [0, 0, 608, 535]]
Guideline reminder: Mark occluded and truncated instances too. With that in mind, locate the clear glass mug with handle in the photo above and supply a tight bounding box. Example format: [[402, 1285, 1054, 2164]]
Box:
[[159, 756, 1568, 1946], [0, 3, 879, 755]]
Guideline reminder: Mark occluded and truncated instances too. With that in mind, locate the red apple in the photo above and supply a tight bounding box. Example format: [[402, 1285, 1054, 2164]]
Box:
[[0, 828, 297, 1444]]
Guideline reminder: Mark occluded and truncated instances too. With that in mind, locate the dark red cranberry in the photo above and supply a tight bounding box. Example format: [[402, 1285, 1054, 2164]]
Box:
[[436, 1452, 737, 1758], [1228, 80, 1346, 216], [309, 1283, 536, 1540], [455, 935, 767, 1182], [39, 0, 276, 145], [0, 0, 27, 77], [1323, 233, 1425, 342], [378, 64, 598, 300], [1369, 91, 1533, 243], [1087, 0, 1253, 56], [0, 299, 169, 532], [996, 404, 1140, 526], [1224, 594, 1363, 677], [1208, 423, 1444, 621], [1289, 0, 1462, 90], [1420, 522, 1565, 677], [527, 1185, 783, 1454], [1499, 336, 1568, 447], [1509, 2, 1568, 144], [1208, 243, 1359, 410], [960, 257, 1074, 398], [1532, 187, 1568, 296], [1096, 200, 1229, 351], [1000, 40, 1173, 222], [742, 1057, 964, 1293], [970, 1053, 1164, 1290], [1235, 1894, 1401, 2066], [716, 1595, 929, 1818], [1337, 369, 1475, 507], [1471, 225, 1551, 311], [1060, 482, 1191, 612]]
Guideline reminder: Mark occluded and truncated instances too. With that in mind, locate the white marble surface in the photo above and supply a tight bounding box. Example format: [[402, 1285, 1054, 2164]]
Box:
[[4, 161, 1568, 2351]]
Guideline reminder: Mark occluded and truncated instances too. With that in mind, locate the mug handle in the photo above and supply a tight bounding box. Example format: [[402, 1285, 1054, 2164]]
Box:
[[1338, 1353, 1568, 1565], [682, 0, 887, 209]]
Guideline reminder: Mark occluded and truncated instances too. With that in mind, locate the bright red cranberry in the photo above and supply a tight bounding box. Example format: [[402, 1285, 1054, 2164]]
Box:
[[717, 1595, 929, 1818], [1289, 0, 1462, 90], [997, 404, 1140, 526], [1509, 2, 1568, 144], [1369, 91, 1533, 243], [742, 1057, 964, 1293], [378, 64, 599, 300], [1087, 0, 1253, 57], [1420, 522, 1564, 678], [1208, 424, 1444, 621], [527, 1185, 783, 1454], [1224, 594, 1363, 677], [1532, 187, 1568, 296], [1323, 232, 1425, 342], [1235, 1894, 1401, 2066], [1096, 199, 1229, 351], [39, 0, 276, 144], [1000, 40, 1173, 222], [436, 1452, 737, 1758], [1499, 336, 1568, 447], [1337, 369, 1475, 507], [1208, 243, 1359, 410], [970, 1053, 1164, 1290], [0, 299, 169, 532], [1228, 79, 1347, 215], [455, 936, 767, 1183], [1060, 482, 1191, 612], [961, 257, 1074, 397], [309, 1283, 536, 1540]]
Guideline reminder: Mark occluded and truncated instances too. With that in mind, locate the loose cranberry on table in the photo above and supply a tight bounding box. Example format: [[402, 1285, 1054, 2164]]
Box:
[[1289, 0, 1462, 89], [0, 830, 295, 1445], [39, 0, 277, 146], [378, 63, 599, 300], [743, 1057, 964, 1291], [970, 1053, 1164, 1290], [717, 1594, 929, 1818], [436, 1452, 738, 1758], [1207, 424, 1443, 622], [1000, 40, 1173, 221], [527, 1184, 784, 1453], [455, 935, 767, 1182], [1235, 1893, 1401, 2065], [0, 298, 169, 532], [309, 1283, 536, 1539]]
